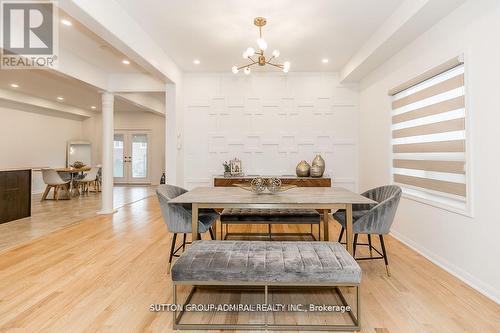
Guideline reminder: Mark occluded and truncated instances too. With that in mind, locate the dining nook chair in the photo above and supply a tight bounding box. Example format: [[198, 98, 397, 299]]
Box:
[[41, 168, 71, 201], [73, 167, 100, 195]]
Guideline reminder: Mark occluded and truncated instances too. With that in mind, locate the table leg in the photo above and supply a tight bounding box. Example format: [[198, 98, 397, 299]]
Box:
[[323, 209, 330, 241], [346, 204, 354, 255], [192, 203, 199, 241]]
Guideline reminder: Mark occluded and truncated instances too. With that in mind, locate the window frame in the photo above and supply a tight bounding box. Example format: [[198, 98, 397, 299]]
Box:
[[389, 56, 473, 217]]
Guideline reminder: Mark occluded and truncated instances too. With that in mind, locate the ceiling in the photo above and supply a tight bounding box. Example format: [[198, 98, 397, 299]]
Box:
[[116, 0, 404, 72], [58, 9, 147, 75], [0, 70, 149, 113]]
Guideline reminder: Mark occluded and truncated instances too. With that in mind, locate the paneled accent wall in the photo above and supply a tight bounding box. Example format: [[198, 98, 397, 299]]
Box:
[[183, 73, 359, 190]]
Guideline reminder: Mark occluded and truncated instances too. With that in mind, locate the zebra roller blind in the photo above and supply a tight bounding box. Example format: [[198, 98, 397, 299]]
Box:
[[390, 57, 467, 211]]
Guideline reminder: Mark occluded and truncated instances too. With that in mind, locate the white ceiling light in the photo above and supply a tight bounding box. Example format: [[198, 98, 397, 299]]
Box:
[[322, 58, 329, 63], [122, 59, 130, 65], [193, 59, 200, 65], [61, 19, 72, 26], [10, 83, 19, 88], [246, 47, 255, 57], [283, 61, 291, 73], [232, 17, 290, 74], [91, 106, 97, 110], [57, 96, 64, 101], [256, 38, 268, 51]]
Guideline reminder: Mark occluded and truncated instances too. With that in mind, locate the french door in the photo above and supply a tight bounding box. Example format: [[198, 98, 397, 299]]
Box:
[[113, 130, 151, 184]]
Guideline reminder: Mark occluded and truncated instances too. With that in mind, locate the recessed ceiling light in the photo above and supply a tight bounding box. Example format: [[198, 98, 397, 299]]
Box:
[[322, 58, 329, 64], [61, 19, 72, 26], [57, 96, 64, 101], [193, 59, 200, 65], [10, 83, 19, 88], [122, 59, 130, 65], [91, 106, 97, 110]]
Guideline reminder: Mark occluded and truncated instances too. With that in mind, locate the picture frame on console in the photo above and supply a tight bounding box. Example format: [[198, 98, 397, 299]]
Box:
[[230, 158, 242, 176]]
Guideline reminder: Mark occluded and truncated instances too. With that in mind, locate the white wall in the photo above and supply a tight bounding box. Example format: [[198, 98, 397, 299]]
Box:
[[0, 106, 84, 193], [83, 110, 165, 185], [182, 73, 359, 189], [359, 0, 500, 303]]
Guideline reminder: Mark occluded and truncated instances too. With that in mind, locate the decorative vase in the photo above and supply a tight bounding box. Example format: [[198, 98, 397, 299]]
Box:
[[310, 165, 322, 178], [224, 171, 231, 178], [312, 154, 325, 177], [296, 160, 311, 177]]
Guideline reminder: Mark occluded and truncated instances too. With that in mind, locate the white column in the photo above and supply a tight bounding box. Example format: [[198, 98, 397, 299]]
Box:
[[99, 92, 115, 214], [165, 83, 177, 185]]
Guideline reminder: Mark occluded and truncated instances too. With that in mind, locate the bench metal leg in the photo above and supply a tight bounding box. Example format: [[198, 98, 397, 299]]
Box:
[[172, 284, 360, 331]]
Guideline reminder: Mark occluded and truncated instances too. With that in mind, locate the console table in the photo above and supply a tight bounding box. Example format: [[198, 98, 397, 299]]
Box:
[[213, 175, 331, 187]]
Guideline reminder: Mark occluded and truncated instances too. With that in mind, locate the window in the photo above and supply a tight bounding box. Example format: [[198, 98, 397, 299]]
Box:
[[389, 57, 468, 214]]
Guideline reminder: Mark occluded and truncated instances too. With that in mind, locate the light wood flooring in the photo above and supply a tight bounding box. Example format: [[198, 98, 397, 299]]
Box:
[[0, 185, 156, 251], [0, 195, 498, 332]]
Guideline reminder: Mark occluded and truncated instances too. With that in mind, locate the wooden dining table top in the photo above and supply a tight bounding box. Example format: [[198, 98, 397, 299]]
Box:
[[55, 167, 91, 173], [169, 186, 376, 205]]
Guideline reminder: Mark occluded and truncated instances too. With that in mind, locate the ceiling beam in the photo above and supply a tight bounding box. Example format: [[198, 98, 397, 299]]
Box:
[[108, 73, 165, 93], [340, 0, 466, 83], [0, 88, 93, 119], [115, 93, 165, 116]]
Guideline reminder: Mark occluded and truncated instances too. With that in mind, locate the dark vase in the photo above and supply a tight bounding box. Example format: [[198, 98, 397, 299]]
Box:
[[160, 172, 166, 184]]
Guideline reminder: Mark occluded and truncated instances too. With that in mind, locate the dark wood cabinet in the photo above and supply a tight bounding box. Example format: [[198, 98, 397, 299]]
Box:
[[0, 169, 32, 224], [214, 175, 331, 187]]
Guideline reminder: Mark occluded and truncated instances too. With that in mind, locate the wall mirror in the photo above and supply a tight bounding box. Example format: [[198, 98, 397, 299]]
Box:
[[67, 141, 92, 167]]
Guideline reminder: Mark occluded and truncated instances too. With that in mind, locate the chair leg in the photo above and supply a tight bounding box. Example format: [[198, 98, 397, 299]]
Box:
[[353, 234, 358, 258], [209, 227, 214, 240], [182, 233, 187, 251], [338, 227, 344, 242], [368, 234, 373, 257], [54, 186, 59, 200], [168, 233, 178, 272], [379, 234, 390, 277], [41, 185, 51, 201]]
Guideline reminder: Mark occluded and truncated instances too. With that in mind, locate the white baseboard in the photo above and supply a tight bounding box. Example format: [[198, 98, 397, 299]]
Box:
[[390, 230, 500, 305]]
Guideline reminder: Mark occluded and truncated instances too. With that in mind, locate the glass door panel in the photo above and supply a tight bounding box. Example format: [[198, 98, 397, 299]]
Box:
[[131, 134, 148, 179], [113, 133, 126, 182]]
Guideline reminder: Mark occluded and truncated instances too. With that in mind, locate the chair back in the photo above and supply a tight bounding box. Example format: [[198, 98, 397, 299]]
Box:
[[41, 169, 66, 185], [156, 184, 191, 233], [81, 167, 99, 182], [357, 185, 402, 234]]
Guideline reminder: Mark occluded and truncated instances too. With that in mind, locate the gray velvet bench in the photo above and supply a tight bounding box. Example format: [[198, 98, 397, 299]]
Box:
[[220, 208, 321, 240], [171, 240, 361, 331]]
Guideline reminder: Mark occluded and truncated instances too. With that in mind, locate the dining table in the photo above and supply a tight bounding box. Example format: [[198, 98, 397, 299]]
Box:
[[55, 166, 91, 196], [168, 186, 376, 255]]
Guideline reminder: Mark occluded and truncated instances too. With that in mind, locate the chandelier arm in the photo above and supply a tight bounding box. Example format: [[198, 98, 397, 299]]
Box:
[[268, 56, 275, 62], [265, 61, 284, 69], [237, 61, 257, 70]]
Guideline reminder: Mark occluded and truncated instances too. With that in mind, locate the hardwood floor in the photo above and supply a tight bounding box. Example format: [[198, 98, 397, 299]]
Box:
[[0, 185, 156, 251], [0, 195, 498, 332]]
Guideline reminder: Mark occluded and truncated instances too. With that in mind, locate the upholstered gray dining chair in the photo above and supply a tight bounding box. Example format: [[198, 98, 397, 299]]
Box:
[[156, 184, 218, 270], [334, 185, 401, 276]]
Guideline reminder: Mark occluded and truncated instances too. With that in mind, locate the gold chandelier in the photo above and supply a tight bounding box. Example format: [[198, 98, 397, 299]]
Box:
[[232, 17, 290, 75]]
